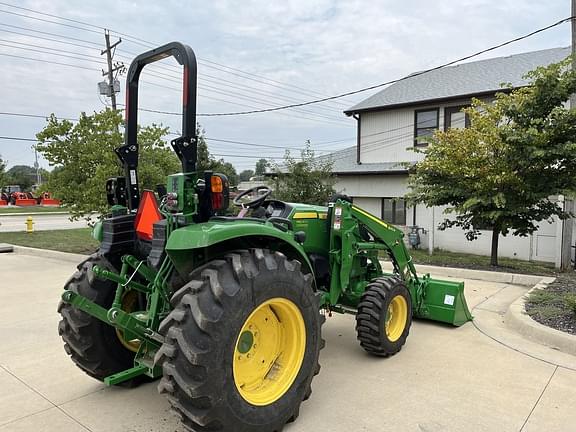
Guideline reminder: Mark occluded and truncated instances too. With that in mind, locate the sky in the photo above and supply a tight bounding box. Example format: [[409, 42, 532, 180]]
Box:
[[0, 0, 570, 174]]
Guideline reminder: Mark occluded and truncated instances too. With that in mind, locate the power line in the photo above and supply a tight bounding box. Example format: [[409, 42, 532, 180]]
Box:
[[180, 17, 575, 116], [0, 2, 352, 108], [0, 37, 101, 58], [0, 41, 104, 64], [0, 112, 335, 153], [2, 3, 569, 117], [0, 27, 99, 50], [141, 69, 345, 122], [0, 22, 101, 46], [0, 8, 102, 34], [0, 51, 97, 70], [0, 135, 288, 160]]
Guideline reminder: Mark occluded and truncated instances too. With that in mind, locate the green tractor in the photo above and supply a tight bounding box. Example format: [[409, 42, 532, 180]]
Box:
[[58, 42, 472, 432]]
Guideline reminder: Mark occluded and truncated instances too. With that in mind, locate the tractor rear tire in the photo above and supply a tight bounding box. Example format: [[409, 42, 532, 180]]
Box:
[[57, 253, 142, 386], [355, 276, 412, 357], [155, 249, 324, 432]]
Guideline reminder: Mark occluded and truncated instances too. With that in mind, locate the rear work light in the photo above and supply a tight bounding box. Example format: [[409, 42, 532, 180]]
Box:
[[210, 174, 229, 212]]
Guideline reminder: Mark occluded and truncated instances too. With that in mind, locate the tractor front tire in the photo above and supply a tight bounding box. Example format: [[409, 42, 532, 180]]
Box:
[[155, 249, 324, 432], [355, 276, 412, 357], [57, 253, 141, 386]]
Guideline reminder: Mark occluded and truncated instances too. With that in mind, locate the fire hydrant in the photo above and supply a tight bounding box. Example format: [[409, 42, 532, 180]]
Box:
[[25, 216, 34, 233]]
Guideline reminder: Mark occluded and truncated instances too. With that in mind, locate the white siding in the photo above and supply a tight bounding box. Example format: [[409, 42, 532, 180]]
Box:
[[353, 197, 381, 217], [358, 98, 485, 164], [333, 174, 559, 263], [334, 174, 408, 198]]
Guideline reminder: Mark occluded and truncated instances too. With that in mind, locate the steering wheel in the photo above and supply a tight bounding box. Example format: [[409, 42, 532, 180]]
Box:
[[233, 185, 272, 208]]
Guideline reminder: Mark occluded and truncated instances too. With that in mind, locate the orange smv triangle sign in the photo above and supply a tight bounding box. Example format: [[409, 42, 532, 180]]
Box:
[[134, 190, 162, 241]]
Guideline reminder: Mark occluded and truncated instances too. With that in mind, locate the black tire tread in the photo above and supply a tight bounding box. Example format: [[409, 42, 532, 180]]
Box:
[[58, 253, 140, 386], [155, 249, 324, 432], [355, 276, 412, 357]]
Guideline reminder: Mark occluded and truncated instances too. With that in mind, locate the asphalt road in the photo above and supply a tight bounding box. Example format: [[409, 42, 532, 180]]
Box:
[[0, 251, 575, 432], [0, 214, 89, 232]]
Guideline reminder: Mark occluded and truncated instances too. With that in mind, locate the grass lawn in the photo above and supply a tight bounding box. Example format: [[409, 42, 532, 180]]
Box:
[[0, 228, 98, 254], [407, 248, 557, 276], [0, 227, 559, 276], [0, 206, 66, 214]]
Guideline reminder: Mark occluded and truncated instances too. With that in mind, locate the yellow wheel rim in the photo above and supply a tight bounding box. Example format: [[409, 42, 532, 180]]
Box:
[[115, 290, 142, 353], [233, 298, 306, 406], [385, 295, 408, 342]]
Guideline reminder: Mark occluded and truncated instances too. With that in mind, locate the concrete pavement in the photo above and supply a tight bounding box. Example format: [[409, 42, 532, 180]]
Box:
[[0, 252, 575, 432], [0, 214, 89, 232]]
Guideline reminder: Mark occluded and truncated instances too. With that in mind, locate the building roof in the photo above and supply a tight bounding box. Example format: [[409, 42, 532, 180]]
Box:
[[316, 146, 412, 175], [345, 47, 571, 114]]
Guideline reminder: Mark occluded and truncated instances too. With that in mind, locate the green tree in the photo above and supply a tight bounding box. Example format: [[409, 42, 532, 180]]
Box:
[[255, 158, 269, 176], [239, 169, 254, 182], [5, 165, 37, 191], [407, 58, 576, 266], [272, 141, 335, 205], [36, 109, 179, 220]]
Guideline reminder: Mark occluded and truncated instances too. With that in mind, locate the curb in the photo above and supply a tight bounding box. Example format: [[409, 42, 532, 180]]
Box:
[[504, 281, 576, 357], [10, 245, 87, 263], [381, 261, 555, 286]]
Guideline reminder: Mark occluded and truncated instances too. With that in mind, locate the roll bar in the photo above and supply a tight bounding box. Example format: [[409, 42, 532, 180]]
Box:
[[115, 42, 198, 210]]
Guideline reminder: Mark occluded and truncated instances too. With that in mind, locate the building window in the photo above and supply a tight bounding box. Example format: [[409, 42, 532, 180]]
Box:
[[414, 108, 439, 147], [444, 105, 471, 131], [382, 198, 406, 225]]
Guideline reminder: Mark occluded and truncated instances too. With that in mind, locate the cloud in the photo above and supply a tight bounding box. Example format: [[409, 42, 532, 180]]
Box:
[[0, 0, 570, 171]]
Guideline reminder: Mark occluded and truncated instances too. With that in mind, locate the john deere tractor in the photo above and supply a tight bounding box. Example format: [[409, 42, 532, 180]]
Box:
[[58, 42, 472, 432]]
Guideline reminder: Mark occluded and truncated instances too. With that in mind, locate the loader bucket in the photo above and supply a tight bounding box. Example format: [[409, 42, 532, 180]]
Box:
[[416, 276, 473, 326]]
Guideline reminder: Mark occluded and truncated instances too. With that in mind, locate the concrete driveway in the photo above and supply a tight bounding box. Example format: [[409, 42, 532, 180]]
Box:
[[0, 251, 574, 432]]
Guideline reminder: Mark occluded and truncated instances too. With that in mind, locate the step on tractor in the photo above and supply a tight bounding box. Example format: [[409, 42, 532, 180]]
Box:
[[58, 42, 473, 432]]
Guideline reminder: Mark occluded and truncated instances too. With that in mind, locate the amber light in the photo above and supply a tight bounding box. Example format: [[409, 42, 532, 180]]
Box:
[[211, 175, 223, 193]]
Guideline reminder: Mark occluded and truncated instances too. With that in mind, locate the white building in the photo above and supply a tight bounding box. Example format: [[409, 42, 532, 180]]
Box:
[[330, 47, 574, 265]]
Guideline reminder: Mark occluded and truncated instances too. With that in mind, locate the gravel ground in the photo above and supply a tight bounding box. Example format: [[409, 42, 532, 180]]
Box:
[[525, 272, 576, 335]]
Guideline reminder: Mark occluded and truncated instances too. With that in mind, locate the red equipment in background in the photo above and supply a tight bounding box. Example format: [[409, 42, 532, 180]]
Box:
[[37, 192, 60, 206], [11, 192, 36, 206]]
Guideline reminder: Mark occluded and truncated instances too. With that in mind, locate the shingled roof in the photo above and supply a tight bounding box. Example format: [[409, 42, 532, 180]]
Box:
[[316, 146, 413, 175], [345, 47, 570, 114]]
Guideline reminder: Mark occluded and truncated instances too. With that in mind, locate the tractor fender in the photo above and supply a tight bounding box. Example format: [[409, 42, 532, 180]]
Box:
[[165, 220, 314, 280]]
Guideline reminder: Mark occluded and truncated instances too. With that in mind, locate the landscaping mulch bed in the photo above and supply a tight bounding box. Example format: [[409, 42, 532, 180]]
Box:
[[525, 272, 576, 335]]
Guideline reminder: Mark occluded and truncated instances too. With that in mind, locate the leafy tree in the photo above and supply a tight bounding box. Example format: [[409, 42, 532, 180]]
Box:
[[36, 109, 180, 220], [239, 169, 254, 182], [255, 158, 269, 175], [407, 58, 576, 266], [5, 165, 37, 191], [272, 141, 335, 205]]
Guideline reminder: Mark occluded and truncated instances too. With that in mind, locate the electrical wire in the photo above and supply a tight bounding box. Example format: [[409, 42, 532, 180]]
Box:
[[0, 51, 97, 70], [0, 2, 353, 108], [173, 17, 575, 116], [2, 5, 566, 118], [0, 41, 105, 64]]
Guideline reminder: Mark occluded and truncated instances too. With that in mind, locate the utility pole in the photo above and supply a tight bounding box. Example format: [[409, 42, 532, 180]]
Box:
[[561, 0, 576, 270], [100, 29, 123, 110], [33, 145, 41, 185]]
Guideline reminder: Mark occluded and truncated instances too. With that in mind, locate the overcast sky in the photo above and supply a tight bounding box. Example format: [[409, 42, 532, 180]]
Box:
[[0, 0, 570, 173]]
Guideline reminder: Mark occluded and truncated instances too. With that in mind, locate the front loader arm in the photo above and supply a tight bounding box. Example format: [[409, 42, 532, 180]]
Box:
[[328, 200, 419, 304], [349, 205, 419, 283], [328, 199, 472, 326]]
